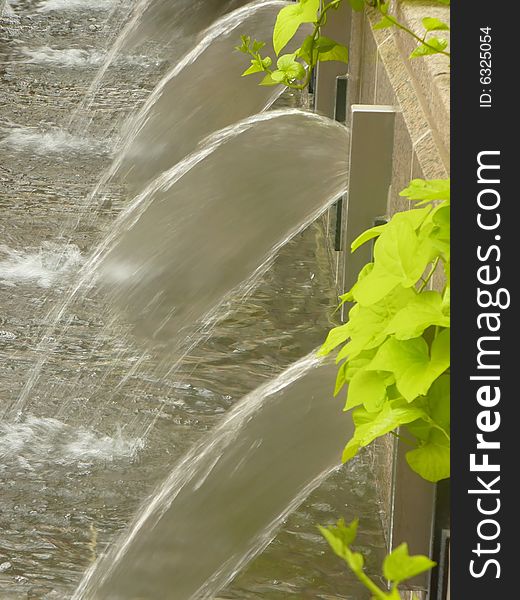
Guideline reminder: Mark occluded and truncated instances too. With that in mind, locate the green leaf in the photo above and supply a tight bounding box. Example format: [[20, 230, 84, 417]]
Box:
[[339, 262, 375, 305], [315, 36, 349, 63], [385, 291, 450, 339], [406, 375, 450, 466], [429, 205, 450, 259], [348, 0, 365, 11], [352, 406, 374, 427], [259, 73, 279, 86], [426, 374, 450, 433], [400, 179, 450, 203], [343, 262, 373, 299], [242, 63, 262, 76], [350, 218, 434, 304], [346, 550, 364, 573], [270, 70, 287, 83], [351, 223, 387, 252], [276, 53, 306, 82], [235, 34, 251, 53], [297, 35, 317, 65], [318, 519, 364, 573], [340, 348, 378, 380], [374, 216, 432, 286], [342, 437, 361, 461], [367, 330, 450, 401], [344, 401, 427, 461], [373, 15, 393, 30], [410, 37, 448, 58], [273, 0, 320, 55], [350, 264, 400, 306], [346, 370, 388, 412], [433, 204, 450, 228], [406, 440, 450, 481], [241, 56, 271, 76], [406, 417, 433, 443], [252, 39, 267, 52], [422, 17, 450, 32], [383, 543, 436, 584], [318, 322, 350, 356], [334, 360, 348, 396], [336, 285, 416, 360], [393, 205, 433, 229]]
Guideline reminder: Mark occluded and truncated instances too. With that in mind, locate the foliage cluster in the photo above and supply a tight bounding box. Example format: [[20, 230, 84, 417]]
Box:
[[319, 518, 435, 599], [236, 0, 450, 90], [319, 179, 450, 483]]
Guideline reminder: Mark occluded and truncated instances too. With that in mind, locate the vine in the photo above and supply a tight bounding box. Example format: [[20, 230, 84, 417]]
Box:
[[235, 0, 450, 90], [319, 179, 450, 483], [319, 518, 435, 599]]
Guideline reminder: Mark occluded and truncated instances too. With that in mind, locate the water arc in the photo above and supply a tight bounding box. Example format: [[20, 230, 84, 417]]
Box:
[[80, 0, 304, 218], [95, 109, 349, 345], [70, 0, 281, 134], [73, 355, 351, 600], [10, 109, 347, 421], [111, 0, 294, 192]]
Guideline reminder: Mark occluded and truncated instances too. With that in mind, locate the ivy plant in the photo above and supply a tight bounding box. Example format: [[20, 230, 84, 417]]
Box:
[[319, 518, 435, 599], [235, 0, 450, 90], [319, 179, 450, 483]]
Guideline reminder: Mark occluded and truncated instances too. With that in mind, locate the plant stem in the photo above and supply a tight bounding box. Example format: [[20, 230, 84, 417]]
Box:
[[418, 257, 440, 292], [375, 2, 450, 57], [354, 569, 389, 600], [390, 430, 416, 447], [290, 0, 342, 90]]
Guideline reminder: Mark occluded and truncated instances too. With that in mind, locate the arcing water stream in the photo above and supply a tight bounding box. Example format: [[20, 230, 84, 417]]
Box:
[[73, 356, 351, 600], [1, 1, 386, 598]]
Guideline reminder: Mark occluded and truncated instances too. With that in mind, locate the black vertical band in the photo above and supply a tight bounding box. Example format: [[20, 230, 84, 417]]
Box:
[[452, 3, 514, 597]]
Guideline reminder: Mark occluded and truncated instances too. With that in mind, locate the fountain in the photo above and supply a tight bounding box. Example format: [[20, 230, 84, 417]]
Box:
[[0, 1, 386, 598]]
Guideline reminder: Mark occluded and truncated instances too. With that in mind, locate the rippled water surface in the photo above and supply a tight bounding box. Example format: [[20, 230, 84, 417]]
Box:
[[1, 1, 386, 598]]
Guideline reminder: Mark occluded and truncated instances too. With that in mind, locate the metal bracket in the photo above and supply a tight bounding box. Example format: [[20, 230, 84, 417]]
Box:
[[340, 105, 396, 308]]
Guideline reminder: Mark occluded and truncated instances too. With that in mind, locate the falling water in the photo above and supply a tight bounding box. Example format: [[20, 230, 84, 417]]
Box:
[[4, 0, 311, 419], [75, 0, 305, 221], [73, 355, 352, 600], [104, 0, 297, 192], [68, 0, 252, 131], [94, 109, 349, 344], [9, 109, 348, 424], [0, 1, 388, 598]]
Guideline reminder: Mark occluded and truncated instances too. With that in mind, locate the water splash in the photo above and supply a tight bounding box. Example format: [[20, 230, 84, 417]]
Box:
[[20, 46, 156, 68], [0, 330, 16, 340], [73, 355, 350, 600], [0, 243, 83, 288], [0, 416, 142, 471], [36, 0, 118, 12], [0, 0, 17, 21], [0, 127, 109, 156]]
